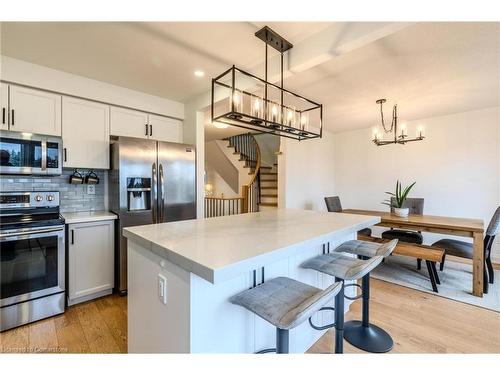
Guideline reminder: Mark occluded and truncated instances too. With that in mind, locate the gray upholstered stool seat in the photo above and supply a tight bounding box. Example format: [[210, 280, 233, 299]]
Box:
[[335, 239, 398, 258], [230, 277, 342, 331], [301, 253, 384, 280]]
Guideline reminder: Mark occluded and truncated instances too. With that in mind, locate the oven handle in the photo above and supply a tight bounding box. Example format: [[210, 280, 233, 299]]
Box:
[[41, 139, 47, 171], [0, 226, 64, 239]]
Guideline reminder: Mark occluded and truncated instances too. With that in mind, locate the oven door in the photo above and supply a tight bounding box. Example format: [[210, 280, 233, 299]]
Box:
[[0, 131, 62, 175], [0, 225, 65, 307]]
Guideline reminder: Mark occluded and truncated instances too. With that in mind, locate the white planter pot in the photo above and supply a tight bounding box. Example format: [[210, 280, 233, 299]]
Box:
[[393, 207, 409, 217]]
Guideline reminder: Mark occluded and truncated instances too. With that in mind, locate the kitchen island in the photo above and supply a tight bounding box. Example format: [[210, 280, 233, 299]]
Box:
[[124, 209, 379, 353]]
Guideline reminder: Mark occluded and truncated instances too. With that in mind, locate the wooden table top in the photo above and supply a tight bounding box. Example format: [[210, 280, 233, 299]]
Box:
[[343, 209, 484, 233]]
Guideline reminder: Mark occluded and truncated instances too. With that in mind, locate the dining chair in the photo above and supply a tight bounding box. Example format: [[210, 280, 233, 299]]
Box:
[[324, 196, 372, 237], [432, 206, 499, 294], [381, 198, 426, 269]]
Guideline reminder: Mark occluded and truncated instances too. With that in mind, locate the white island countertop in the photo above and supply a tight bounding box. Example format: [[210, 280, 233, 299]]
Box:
[[62, 210, 118, 224], [124, 208, 380, 284]]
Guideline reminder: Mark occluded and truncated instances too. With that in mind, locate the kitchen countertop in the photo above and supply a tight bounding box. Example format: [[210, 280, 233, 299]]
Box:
[[62, 210, 118, 224], [124, 208, 380, 283]]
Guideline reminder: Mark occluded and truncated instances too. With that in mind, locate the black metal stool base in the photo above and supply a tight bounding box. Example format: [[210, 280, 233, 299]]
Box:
[[343, 320, 393, 353]]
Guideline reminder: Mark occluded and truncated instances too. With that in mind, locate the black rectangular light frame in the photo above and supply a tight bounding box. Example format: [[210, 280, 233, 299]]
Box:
[[211, 66, 323, 141]]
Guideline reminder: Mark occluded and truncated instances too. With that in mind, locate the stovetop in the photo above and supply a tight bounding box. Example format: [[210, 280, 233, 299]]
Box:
[[0, 191, 64, 231], [0, 212, 65, 231]]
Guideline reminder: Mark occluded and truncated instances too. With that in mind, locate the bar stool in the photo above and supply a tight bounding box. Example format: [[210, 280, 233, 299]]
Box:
[[229, 277, 342, 354], [334, 239, 398, 353], [301, 252, 384, 353]]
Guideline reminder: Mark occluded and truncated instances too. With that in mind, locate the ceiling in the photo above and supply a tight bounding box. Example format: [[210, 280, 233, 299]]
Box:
[[0, 22, 332, 102], [1, 22, 499, 135], [284, 22, 500, 132]]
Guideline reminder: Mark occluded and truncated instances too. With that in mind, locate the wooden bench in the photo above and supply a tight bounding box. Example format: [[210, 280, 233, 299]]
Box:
[[358, 235, 445, 293]]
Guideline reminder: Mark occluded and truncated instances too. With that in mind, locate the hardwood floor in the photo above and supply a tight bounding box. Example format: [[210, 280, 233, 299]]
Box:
[[0, 294, 127, 353], [1, 279, 499, 354]]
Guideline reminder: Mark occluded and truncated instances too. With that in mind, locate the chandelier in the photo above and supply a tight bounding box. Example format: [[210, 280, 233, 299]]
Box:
[[371, 99, 425, 146], [211, 26, 323, 141]]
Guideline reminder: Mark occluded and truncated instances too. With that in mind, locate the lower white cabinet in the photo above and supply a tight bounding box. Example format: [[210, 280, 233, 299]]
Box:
[[67, 220, 114, 306]]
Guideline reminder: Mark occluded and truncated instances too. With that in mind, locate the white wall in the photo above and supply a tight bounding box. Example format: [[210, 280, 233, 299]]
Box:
[[333, 106, 500, 261], [279, 130, 336, 211], [1, 56, 184, 119]]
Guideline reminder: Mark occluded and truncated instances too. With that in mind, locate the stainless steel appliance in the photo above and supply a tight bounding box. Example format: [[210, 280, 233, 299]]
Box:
[[109, 137, 196, 295], [0, 131, 63, 175], [0, 191, 65, 332]]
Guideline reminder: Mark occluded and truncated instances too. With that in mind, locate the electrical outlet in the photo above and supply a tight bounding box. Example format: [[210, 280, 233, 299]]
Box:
[[86, 185, 96, 195], [158, 274, 167, 304]]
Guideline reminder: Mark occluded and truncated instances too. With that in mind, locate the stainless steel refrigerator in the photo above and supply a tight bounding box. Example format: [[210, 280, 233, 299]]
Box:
[[109, 137, 196, 295]]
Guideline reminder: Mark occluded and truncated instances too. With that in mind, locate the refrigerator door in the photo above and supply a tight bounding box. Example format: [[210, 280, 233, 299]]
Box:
[[157, 142, 196, 222], [109, 137, 157, 294]]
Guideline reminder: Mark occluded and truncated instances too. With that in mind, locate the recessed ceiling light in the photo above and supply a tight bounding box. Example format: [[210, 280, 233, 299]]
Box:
[[194, 70, 205, 77]]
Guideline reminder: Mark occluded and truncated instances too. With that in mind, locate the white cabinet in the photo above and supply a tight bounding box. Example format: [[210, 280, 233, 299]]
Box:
[[110, 106, 149, 139], [68, 220, 114, 306], [110, 105, 183, 143], [148, 114, 183, 143], [62, 96, 110, 169], [8, 84, 62, 136], [1, 83, 8, 131]]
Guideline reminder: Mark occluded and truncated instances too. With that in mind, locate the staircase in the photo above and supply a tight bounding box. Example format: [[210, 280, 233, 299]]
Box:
[[259, 165, 278, 208]]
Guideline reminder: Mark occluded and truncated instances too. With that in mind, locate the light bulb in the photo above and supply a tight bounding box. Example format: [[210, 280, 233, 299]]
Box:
[[400, 123, 407, 137], [372, 127, 380, 141], [300, 113, 309, 130], [286, 109, 294, 127], [417, 125, 425, 138], [271, 105, 278, 122], [253, 97, 261, 117]]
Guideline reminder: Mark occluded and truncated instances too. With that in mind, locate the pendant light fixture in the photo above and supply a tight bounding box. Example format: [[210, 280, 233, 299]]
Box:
[[211, 26, 323, 141], [371, 99, 425, 146]]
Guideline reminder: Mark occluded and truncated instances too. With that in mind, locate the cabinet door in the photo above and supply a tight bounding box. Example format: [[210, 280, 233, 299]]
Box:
[[148, 114, 183, 143], [0, 83, 8, 130], [110, 106, 149, 139], [9, 85, 61, 136], [68, 220, 114, 304], [62, 96, 110, 169]]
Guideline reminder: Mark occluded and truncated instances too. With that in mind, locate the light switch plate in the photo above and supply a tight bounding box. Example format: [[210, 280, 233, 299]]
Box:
[[87, 185, 96, 195], [158, 274, 167, 304]]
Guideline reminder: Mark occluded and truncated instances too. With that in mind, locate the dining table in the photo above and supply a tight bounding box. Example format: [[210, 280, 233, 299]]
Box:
[[342, 209, 485, 297]]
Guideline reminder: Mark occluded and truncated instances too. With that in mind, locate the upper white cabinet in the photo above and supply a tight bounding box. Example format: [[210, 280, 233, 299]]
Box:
[[148, 114, 183, 143], [110, 106, 149, 139], [62, 96, 110, 169], [8, 84, 62, 136], [0, 83, 8, 131], [110, 105, 183, 143]]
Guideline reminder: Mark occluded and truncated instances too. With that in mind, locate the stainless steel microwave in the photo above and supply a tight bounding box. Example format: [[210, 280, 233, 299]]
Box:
[[0, 131, 63, 175]]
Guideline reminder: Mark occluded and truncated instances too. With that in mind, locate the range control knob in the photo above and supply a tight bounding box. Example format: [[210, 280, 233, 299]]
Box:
[[35, 195, 43, 202], [47, 194, 54, 201]]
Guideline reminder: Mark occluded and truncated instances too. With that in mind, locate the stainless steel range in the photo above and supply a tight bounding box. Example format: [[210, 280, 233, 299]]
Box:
[[0, 191, 65, 332]]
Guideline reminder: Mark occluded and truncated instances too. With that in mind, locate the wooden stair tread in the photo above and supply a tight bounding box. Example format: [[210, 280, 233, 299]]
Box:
[[261, 194, 278, 197], [259, 202, 278, 207], [261, 172, 277, 176], [358, 235, 445, 262], [261, 187, 277, 189]]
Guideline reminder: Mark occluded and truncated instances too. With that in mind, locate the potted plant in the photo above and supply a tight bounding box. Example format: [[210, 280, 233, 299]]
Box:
[[383, 180, 416, 217]]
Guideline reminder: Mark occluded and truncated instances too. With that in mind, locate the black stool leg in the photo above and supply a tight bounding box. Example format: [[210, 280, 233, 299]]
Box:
[[334, 278, 344, 354], [417, 258, 422, 270], [343, 272, 394, 353], [276, 328, 289, 354]]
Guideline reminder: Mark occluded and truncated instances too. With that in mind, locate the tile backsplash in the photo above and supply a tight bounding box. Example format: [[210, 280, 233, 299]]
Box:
[[0, 169, 106, 213]]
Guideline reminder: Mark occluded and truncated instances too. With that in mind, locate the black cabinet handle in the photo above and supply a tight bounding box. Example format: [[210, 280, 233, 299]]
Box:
[[11, 109, 14, 126], [63, 148, 67, 162], [2, 108, 5, 124], [71, 229, 74, 244], [149, 124, 152, 137], [145, 124, 148, 136]]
